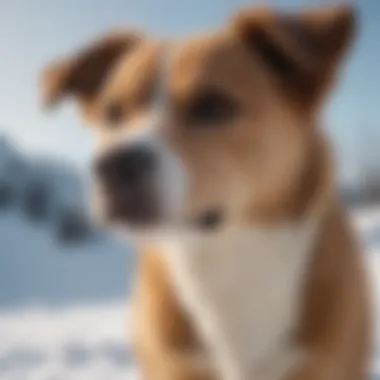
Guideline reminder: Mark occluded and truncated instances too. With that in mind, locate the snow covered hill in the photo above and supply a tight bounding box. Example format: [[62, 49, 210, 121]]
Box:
[[0, 135, 96, 247]]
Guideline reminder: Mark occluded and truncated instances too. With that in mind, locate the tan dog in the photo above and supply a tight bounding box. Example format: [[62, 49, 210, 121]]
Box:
[[40, 4, 371, 380]]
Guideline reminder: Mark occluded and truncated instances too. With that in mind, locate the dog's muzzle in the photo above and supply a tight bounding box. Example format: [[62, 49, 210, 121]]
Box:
[[94, 144, 162, 226]]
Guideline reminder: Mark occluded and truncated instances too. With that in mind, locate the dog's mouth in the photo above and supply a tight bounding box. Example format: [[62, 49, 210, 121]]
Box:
[[102, 189, 224, 233]]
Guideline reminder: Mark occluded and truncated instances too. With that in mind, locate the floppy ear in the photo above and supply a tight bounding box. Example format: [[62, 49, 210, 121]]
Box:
[[40, 30, 143, 109], [232, 4, 356, 109]]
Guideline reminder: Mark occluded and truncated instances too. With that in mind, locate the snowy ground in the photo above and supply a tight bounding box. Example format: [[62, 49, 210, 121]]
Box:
[[0, 305, 137, 380], [0, 209, 379, 379]]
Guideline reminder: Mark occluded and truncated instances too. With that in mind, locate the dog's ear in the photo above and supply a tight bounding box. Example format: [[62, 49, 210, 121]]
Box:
[[232, 5, 356, 109], [40, 30, 143, 109]]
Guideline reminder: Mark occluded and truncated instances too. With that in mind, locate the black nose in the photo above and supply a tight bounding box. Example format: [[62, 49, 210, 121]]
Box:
[[95, 145, 156, 187]]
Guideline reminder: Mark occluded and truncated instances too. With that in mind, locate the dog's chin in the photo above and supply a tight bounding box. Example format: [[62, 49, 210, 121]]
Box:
[[96, 195, 225, 243], [102, 207, 178, 244], [104, 201, 162, 229]]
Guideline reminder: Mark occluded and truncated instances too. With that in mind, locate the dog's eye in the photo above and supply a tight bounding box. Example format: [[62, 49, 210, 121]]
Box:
[[186, 90, 238, 127], [104, 102, 124, 126]]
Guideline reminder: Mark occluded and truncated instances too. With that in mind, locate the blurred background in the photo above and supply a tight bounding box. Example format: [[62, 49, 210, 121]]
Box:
[[0, 0, 379, 379]]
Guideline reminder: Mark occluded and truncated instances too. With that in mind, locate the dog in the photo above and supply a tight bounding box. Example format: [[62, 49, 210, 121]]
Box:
[[40, 4, 372, 380]]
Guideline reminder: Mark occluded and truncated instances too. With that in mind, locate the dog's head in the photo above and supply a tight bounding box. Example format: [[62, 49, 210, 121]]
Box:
[[40, 5, 355, 233]]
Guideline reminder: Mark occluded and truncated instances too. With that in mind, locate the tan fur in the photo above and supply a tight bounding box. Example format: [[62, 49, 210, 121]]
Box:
[[232, 4, 355, 113], [40, 30, 143, 112], [39, 4, 371, 380]]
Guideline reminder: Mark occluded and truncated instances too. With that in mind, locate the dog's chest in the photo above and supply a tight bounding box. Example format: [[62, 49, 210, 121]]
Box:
[[162, 223, 316, 380]]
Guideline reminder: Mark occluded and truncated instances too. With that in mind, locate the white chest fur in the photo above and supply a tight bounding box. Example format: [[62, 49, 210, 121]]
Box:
[[161, 222, 318, 380]]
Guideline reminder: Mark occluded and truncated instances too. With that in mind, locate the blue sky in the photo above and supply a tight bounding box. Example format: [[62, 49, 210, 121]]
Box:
[[0, 0, 379, 177]]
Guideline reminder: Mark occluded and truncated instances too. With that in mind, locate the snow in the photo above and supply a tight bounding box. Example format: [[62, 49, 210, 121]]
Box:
[[0, 211, 137, 380], [0, 305, 136, 380], [0, 209, 379, 379]]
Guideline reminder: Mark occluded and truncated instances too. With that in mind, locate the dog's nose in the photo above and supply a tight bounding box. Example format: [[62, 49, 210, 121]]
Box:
[[95, 145, 156, 187]]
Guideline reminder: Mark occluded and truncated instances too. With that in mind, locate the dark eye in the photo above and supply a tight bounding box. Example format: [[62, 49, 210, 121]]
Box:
[[186, 90, 238, 127], [104, 102, 124, 126]]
